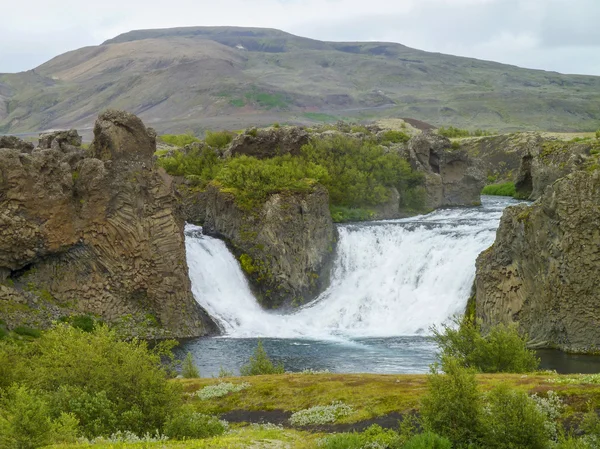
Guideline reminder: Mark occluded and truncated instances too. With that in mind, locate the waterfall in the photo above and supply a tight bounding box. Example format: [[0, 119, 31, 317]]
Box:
[[185, 196, 516, 339]]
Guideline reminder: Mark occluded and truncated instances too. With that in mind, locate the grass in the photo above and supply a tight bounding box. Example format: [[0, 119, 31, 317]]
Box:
[[482, 182, 517, 197], [303, 112, 338, 122], [49, 427, 321, 449]]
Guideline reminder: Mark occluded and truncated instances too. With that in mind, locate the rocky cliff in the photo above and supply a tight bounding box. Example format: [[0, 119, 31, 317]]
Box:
[[0, 111, 214, 337], [203, 183, 337, 309], [406, 131, 485, 210], [475, 168, 600, 352]]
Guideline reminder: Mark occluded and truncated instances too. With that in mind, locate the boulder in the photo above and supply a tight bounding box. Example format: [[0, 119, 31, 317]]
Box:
[[38, 129, 82, 152], [203, 183, 337, 309], [0, 136, 34, 152], [90, 109, 157, 162], [475, 169, 600, 352], [224, 126, 309, 159], [0, 110, 214, 338], [407, 132, 484, 209]]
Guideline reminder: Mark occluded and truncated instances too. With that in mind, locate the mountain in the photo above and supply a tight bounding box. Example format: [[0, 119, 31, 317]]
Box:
[[1, 26, 600, 135]]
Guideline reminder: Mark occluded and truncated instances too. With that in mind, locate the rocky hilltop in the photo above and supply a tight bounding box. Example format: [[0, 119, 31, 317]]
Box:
[[475, 165, 600, 352], [0, 111, 214, 337]]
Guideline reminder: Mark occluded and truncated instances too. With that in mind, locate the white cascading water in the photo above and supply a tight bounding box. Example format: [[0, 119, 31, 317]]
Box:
[[185, 196, 516, 340]]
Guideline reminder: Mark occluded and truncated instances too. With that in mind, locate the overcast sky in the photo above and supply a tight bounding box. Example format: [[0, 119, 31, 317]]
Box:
[[2, 0, 599, 75]]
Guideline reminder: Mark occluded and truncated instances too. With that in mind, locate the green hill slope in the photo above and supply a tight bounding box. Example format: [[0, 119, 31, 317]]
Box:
[[1, 26, 600, 134]]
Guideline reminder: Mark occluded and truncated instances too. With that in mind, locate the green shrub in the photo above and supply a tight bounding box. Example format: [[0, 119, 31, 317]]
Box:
[[5, 324, 181, 436], [421, 357, 482, 447], [49, 386, 118, 439], [196, 382, 250, 400], [432, 316, 539, 373], [240, 341, 284, 376], [555, 435, 592, 449], [330, 206, 374, 223], [205, 130, 234, 149], [59, 314, 101, 333], [13, 326, 41, 338], [596, 129, 600, 140], [160, 133, 200, 147], [163, 407, 227, 440], [214, 155, 327, 210], [437, 126, 471, 138], [0, 385, 78, 449], [479, 384, 551, 449], [482, 182, 517, 197], [402, 432, 453, 449], [301, 134, 424, 209], [380, 130, 410, 145], [319, 432, 363, 449], [157, 146, 223, 186], [181, 352, 200, 379]]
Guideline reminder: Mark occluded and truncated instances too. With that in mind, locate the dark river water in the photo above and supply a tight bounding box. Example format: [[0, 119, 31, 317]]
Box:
[[177, 337, 600, 377]]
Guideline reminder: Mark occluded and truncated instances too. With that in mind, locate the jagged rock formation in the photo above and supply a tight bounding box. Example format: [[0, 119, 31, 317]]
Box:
[[475, 169, 600, 352], [203, 184, 336, 309], [0, 136, 34, 153], [406, 131, 485, 210], [0, 111, 214, 337], [38, 129, 83, 152], [224, 126, 310, 159]]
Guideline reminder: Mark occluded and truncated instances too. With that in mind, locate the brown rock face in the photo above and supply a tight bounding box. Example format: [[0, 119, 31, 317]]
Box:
[[475, 169, 600, 352], [407, 132, 484, 209], [224, 126, 310, 159], [90, 110, 157, 162], [38, 129, 83, 151], [203, 184, 337, 309], [0, 111, 214, 337]]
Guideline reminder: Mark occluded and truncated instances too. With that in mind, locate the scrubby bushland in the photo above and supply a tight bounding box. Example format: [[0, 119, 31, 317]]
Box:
[[163, 407, 227, 440], [432, 316, 540, 373], [204, 130, 235, 149], [240, 341, 284, 376], [0, 324, 182, 442], [438, 126, 492, 138], [481, 181, 517, 197], [181, 352, 200, 378], [156, 131, 426, 219]]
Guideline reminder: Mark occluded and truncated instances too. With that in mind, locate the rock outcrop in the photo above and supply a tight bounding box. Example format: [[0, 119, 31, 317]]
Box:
[[0, 110, 214, 337], [203, 183, 337, 309], [38, 129, 83, 152], [475, 169, 600, 352], [224, 126, 310, 159], [406, 132, 485, 209], [0, 136, 34, 153]]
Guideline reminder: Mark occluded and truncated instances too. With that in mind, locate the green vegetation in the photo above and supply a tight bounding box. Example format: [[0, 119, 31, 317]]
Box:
[[13, 326, 41, 338], [204, 130, 234, 149], [303, 112, 338, 122], [380, 130, 411, 145], [244, 89, 289, 109], [157, 130, 425, 219], [163, 408, 227, 441], [301, 134, 425, 210], [58, 315, 102, 333], [438, 127, 492, 138], [160, 133, 200, 147], [481, 181, 517, 197], [239, 341, 285, 376], [596, 129, 600, 140], [432, 316, 540, 373], [181, 352, 200, 379]]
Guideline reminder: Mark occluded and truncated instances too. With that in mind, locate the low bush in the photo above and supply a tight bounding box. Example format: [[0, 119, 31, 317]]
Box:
[[437, 126, 471, 138], [181, 352, 200, 378], [58, 314, 101, 333], [13, 326, 41, 338], [163, 407, 227, 440], [195, 382, 250, 400], [289, 401, 353, 426], [240, 341, 284, 376], [402, 432, 452, 449], [481, 182, 517, 197], [330, 206, 374, 223], [160, 133, 200, 147], [380, 130, 411, 145], [432, 316, 539, 373], [205, 130, 235, 149], [421, 357, 482, 447], [0, 385, 78, 449], [479, 384, 551, 449], [319, 424, 401, 449]]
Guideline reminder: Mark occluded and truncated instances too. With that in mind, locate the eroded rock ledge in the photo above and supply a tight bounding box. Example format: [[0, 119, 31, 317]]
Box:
[[0, 111, 214, 337]]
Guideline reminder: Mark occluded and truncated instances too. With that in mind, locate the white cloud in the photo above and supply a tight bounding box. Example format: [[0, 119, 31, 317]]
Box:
[[1, 0, 599, 75]]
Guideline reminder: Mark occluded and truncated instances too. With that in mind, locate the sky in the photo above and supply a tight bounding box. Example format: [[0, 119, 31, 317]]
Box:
[[2, 0, 600, 75]]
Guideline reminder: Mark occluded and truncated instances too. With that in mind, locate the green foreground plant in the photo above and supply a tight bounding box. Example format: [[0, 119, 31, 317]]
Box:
[[240, 341, 284, 376]]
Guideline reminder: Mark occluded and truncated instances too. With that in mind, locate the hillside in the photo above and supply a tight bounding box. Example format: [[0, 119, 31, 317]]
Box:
[[1, 26, 600, 134]]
